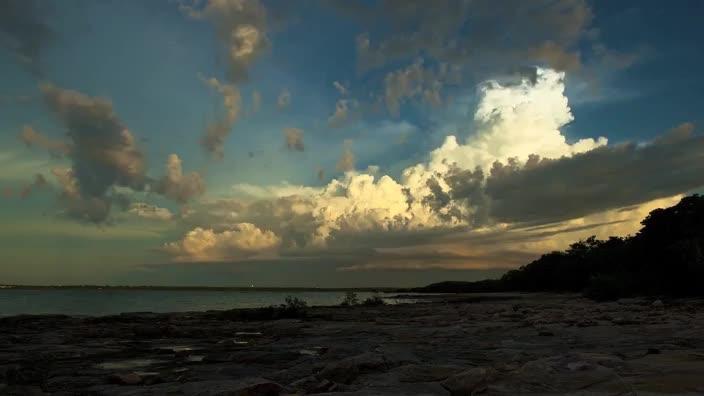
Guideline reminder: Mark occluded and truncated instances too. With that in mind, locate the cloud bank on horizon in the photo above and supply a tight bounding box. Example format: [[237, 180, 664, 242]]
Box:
[[163, 68, 703, 268], [1, 0, 703, 285]]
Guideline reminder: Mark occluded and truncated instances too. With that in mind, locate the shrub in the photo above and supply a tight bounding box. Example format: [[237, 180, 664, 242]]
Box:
[[340, 291, 359, 306], [361, 295, 386, 306]]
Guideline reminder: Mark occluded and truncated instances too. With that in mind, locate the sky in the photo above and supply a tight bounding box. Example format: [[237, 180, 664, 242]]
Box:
[[1, 0, 703, 287]]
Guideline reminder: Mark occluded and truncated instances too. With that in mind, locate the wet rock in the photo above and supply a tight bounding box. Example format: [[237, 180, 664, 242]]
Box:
[[290, 375, 340, 393], [318, 352, 388, 384], [611, 316, 640, 325], [506, 354, 632, 394], [394, 364, 463, 383], [441, 367, 495, 396], [0, 384, 47, 395]]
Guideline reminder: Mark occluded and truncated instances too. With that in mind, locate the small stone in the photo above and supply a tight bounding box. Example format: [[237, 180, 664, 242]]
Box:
[[651, 299, 664, 308], [538, 330, 554, 336], [646, 348, 661, 355]]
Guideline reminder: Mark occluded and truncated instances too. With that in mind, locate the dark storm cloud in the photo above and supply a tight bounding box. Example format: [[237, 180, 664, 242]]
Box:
[[483, 124, 704, 224], [41, 83, 147, 222], [0, 0, 54, 75]]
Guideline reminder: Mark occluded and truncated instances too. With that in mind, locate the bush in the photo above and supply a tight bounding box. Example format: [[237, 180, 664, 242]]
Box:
[[361, 295, 386, 306], [283, 296, 308, 311], [340, 291, 359, 306]]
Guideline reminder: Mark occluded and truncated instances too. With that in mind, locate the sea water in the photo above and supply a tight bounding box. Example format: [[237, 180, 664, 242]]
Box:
[[0, 288, 395, 316]]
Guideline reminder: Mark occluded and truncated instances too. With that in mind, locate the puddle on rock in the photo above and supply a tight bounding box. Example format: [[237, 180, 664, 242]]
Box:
[[235, 331, 262, 337], [299, 346, 327, 356], [158, 345, 194, 353]]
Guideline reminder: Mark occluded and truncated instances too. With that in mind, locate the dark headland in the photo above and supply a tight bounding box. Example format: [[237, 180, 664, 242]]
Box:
[[405, 194, 704, 301], [1, 196, 703, 395]]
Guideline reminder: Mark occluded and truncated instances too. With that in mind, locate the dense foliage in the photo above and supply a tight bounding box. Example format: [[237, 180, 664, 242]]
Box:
[[417, 195, 704, 300]]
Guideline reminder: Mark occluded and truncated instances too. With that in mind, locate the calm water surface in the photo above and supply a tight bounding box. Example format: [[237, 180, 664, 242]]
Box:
[[0, 289, 396, 316]]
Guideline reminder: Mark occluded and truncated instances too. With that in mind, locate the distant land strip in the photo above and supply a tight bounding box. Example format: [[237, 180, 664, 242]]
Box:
[[0, 285, 395, 292]]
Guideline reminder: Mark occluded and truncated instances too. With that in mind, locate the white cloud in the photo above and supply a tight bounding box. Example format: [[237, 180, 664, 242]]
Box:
[[154, 154, 206, 204], [164, 67, 704, 269], [163, 223, 281, 262]]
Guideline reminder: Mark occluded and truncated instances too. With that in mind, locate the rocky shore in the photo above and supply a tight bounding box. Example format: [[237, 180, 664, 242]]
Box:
[[1, 293, 703, 395]]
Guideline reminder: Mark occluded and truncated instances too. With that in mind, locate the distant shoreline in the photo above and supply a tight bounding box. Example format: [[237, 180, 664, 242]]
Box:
[[0, 285, 396, 292]]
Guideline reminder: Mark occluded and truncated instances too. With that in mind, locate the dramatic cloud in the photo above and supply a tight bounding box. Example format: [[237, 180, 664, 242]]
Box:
[[154, 154, 206, 204], [128, 202, 174, 221], [277, 88, 291, 110], [200, 76, 241, 158], [0, 0, 54, 75], [181, 0, 268, 82], [50, 167, 112, 223], [163, 67, 704, 270], [18, 125, 71, 157], [336, 140, 355, 172], [483, 124, 704, 224], [41, 84, 146, 222], [422, 68, 606, 174], [163, 223, 281, 262], [283, 127, 304, 151]]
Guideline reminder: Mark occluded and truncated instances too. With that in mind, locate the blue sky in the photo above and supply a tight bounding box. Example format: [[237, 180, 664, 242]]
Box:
[[1, 0, 703, 286]]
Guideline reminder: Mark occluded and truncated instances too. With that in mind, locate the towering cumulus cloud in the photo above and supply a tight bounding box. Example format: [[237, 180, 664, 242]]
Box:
[[165, 68, 704, 265], [41, 84, 146, 222], [155, 154, 206, 204]]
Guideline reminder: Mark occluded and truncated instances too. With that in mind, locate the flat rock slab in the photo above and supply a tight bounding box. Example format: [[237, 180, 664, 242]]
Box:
[[1, 294, 703, 395]]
